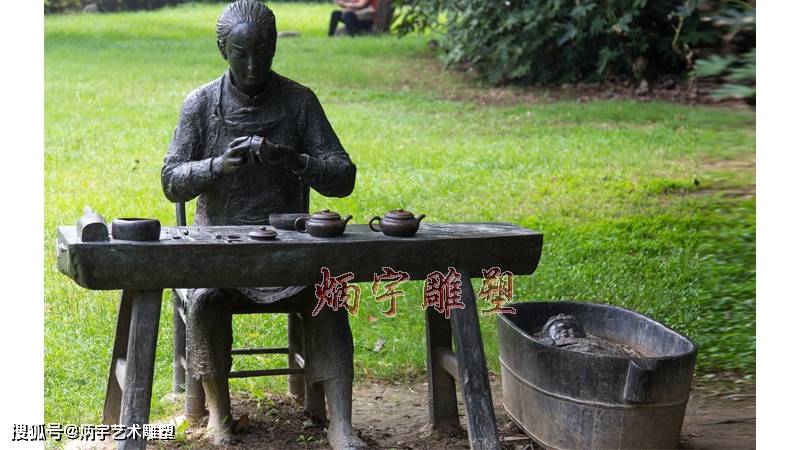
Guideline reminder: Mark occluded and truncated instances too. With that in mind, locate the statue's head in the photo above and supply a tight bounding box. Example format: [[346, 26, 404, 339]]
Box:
[[542, 314, 587, 341], [216, 0, 277, 94]]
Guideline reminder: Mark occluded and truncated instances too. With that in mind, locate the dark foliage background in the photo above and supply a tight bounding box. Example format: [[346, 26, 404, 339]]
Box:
[[45, 0, 180, 13], [393, 0, 754, 99], [44, 0, 755, 99]]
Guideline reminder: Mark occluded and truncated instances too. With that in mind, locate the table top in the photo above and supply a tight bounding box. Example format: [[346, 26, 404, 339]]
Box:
[[58, 223, 543, 290]]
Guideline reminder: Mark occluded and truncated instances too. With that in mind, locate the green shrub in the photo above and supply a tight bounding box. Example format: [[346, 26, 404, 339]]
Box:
[[394, 0, 755, 87], [45, 0, 83, 14], [692, 2, 755, 103]]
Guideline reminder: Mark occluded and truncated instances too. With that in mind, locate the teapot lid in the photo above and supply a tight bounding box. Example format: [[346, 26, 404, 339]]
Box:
[[385, 209, 415, 220], [311, 209, 341, 221]]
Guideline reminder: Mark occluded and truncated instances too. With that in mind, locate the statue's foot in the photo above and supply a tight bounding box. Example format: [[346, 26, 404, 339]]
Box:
[[305, 405, 328, 427], [205, 414, 237, 445], [327, 426, 370, 450], [183, 410, 208, 427], [205, 424, 236, 445], [305, 382, 328, 425]]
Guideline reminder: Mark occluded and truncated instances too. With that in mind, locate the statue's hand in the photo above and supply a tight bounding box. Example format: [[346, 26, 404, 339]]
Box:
[[251, 136, 306, 171], [212, 136, 250, 176]]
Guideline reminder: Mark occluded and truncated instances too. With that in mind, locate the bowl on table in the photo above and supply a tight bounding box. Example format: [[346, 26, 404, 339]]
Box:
[[111, 218, 162, 241], [269, 213, 310, 231]]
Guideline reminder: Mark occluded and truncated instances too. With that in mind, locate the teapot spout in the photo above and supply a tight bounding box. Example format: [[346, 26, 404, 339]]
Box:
[[342, 215, 353, 225], [415, 214, 426, 225]]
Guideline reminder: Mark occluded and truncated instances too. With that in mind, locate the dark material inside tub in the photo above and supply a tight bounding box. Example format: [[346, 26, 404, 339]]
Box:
[[510, 302, 695, 359]]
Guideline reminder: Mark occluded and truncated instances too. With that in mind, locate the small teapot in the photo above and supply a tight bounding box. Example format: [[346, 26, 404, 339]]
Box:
[[294, 209, 352, 238], [369, 209, 425, 237]]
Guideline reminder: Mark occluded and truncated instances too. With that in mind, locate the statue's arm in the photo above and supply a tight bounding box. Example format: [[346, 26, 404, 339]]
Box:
[[161, 92, 217, 203], [293, 91, 357, 198]]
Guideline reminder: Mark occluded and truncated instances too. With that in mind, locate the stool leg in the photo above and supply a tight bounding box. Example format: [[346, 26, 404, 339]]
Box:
[[172, 290, 186, 394], [425, 303, 462, 433], [288, 312, 306, 403]]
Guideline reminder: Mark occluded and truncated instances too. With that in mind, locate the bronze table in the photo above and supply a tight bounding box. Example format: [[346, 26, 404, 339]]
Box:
[[57, 222, 543, 450]]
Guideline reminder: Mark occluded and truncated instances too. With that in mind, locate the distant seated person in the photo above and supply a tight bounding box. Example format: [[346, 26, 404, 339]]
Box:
[[329, 0, 377, 37]]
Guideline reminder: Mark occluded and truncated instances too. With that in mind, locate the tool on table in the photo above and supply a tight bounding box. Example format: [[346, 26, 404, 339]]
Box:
[[76, 206, 109, 242]]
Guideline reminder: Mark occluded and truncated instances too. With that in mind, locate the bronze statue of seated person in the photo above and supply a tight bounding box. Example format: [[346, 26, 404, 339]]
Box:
[[161, 1, 365, 448]]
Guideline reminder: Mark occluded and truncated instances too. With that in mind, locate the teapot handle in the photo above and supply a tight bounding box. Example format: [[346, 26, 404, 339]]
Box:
[[369, 216, 382, 232], [294, 217, 308, 233]]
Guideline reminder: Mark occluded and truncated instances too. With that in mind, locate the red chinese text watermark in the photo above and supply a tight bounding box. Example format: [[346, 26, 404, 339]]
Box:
[[423, 267, 465, 319], [477, 266, 516, 315], [312, 266, 515, 317], [371, 266, 411, 317], [313, 267, 361, 316]]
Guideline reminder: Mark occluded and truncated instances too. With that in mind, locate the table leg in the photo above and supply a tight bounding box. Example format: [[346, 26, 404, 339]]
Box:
[[425, 304, 461, 433], [450, 269, 500, 450], [118, 289, 162, 450], [103, 290, 134, 425]]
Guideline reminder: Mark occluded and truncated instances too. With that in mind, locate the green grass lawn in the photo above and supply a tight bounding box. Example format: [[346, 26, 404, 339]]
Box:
[[44, 2, 755, 426]]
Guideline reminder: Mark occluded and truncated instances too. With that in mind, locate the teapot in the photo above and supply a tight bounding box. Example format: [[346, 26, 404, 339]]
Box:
[[294, 209, 352, 238], [369, 209, 425, 237]]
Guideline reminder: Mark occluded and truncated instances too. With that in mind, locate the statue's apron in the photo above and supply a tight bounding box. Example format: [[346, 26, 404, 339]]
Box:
[[208, 74, 306, 304]]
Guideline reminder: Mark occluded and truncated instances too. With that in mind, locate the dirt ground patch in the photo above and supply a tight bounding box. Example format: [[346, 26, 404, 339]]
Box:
[[411, 53, 750, 109], [702, 158, 755, 172], [149, 377, 754, 450], [696, 155, 756, 199], [395, 50, 753, 109]]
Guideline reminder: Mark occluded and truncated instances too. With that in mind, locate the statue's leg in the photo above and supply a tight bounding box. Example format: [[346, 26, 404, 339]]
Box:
[[185, 288, 235, 444], [299, 291, 368, 450]]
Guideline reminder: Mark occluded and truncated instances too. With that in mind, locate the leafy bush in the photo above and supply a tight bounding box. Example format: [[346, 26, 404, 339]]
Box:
[[45, 0, 83, 14], [394, 0, 755, 89], [692, 2, 755, 103]]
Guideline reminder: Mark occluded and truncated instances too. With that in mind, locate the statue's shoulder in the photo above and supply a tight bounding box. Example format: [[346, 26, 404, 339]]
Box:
[[274, 72, 318, 103], [180, 76, 223, 113]]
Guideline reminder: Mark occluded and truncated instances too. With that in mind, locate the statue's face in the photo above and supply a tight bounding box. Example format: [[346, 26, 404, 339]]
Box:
[[222, 22, 273, 95]]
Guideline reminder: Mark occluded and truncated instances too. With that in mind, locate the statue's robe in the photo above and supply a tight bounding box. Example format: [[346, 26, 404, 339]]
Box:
[[162, 70, 356, 381]]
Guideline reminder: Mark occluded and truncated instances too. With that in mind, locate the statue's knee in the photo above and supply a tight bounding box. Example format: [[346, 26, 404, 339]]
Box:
[[186, 288, 228, 318]]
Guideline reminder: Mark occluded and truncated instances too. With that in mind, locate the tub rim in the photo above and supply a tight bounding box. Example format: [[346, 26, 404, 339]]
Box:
[[497, 300, 698, 363]]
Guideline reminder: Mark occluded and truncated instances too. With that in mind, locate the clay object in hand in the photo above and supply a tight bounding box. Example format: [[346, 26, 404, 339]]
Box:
[[250, 136, 304, 170]]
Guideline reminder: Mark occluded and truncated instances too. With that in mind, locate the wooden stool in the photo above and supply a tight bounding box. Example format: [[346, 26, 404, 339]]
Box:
[[170, 200, 322, 417]]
